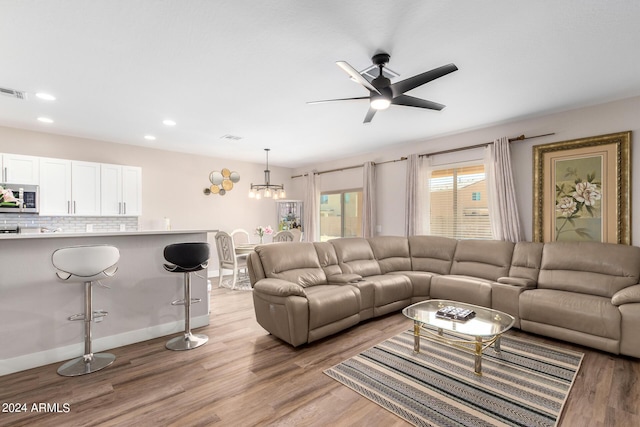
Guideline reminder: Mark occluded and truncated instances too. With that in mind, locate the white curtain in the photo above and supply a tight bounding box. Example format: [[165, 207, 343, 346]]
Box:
[[362, 161, 376, 238], [485, 137, 524, 242], [303, 172, 318, 242], [405, 154, 431, 236]]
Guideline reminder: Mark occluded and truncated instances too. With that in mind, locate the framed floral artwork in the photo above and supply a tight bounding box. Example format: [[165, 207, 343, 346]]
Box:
[[532, 131, 631, 244]]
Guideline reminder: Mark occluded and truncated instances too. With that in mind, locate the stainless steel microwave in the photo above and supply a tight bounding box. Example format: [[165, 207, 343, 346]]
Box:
[[0, 184, 39, 213]]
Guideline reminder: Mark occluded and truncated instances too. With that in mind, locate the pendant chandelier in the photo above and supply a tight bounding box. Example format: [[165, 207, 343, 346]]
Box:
[[249, 148, 286, 200]]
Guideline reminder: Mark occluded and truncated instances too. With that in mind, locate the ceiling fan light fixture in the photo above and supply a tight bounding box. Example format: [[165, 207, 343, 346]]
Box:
[[310, 54, 457, 123], [371, 97, 391, 110]]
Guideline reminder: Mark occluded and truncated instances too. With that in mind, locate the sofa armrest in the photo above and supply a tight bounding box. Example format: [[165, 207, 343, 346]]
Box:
[[612, 284, 640, 306], [327, 273, 363, 285], [253, 278, 306, 297], [497, 277, 537, 288]]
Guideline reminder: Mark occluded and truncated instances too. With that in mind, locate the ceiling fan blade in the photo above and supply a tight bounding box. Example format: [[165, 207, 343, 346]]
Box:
[[363, 107, 376, 123], [307, 96, 369, 105], [336, 61, 381, 94], [392, 95, 445, 110], [390, 63, 458, 97]]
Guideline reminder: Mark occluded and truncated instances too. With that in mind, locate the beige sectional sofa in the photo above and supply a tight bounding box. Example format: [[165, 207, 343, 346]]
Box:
[[246, 236, 640, 358]]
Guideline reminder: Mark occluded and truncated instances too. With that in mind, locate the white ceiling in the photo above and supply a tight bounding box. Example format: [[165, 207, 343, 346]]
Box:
[[1, 1, 640, 168]]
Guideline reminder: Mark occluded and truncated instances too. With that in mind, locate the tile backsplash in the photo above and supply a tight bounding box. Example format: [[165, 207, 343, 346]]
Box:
[[1, 214, 139, 233]]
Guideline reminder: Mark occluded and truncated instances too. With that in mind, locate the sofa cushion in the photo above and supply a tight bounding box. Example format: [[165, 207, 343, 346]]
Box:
[[612, 285, 640, 306], [430, 275, 493, 307], [305, 285, 361, 330], [255, 242, 326, 287], [330, 238, 382, 277], [508, 242, 544, 282], [367, 236, 411, 273], [361, 274, 412, 315], [388, 271, 435, 298], [520, 289, 621, 340], [538, 242, 640, 297], [450, 240, 514, 281], [408, 235, 457, 275], [313, 242, 342, 277]]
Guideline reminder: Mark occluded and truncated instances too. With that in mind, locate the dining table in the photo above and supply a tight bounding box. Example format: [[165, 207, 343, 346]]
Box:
[[235, 243, 257, 255]]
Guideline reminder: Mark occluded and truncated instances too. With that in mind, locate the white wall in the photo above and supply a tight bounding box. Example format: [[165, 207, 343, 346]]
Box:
[[292, 95, 640, 245], [0, 126, 297, 270]]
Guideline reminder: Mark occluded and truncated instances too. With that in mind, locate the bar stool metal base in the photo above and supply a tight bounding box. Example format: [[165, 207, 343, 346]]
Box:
[[57, 353, 116, 377], [165, 332, 208, 351]]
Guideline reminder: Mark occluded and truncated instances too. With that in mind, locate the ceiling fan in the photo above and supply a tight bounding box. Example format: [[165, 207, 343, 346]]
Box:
[[308, 53, 458, 123]]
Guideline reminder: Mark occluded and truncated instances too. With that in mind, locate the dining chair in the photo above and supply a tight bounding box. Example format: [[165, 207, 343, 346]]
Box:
[[215, 231, 247, 290], [272, 230, 295, 242], [231, 229, 251, 245], [289, 228, 303, 242]]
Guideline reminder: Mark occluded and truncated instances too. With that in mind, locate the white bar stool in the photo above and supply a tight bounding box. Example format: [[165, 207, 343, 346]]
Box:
[[163, 242, 210, 350], [52, 245, 120, 376]]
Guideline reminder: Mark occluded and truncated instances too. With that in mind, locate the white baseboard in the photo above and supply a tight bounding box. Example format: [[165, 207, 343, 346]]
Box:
[[0, 315, 210, 376]]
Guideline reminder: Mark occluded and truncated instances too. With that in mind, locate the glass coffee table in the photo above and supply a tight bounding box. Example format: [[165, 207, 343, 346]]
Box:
[[402, 300, 515, 375]]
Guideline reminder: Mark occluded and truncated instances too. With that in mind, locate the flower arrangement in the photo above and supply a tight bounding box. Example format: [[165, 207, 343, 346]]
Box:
[[0, 185, 19, 206], [255, 225, 273, 243], [555, 169, 601, 240]]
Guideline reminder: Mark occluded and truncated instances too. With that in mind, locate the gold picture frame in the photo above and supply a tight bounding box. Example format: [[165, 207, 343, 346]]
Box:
[[532, 131, 631, 244]]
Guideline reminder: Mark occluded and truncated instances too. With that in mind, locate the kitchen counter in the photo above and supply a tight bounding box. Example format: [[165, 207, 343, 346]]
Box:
[[0, 229, 217, 375], [0, 228, 217, 239]]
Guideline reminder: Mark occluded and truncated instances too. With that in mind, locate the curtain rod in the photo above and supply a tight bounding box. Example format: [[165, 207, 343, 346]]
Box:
[[417, 132, 555, 158], [290, 132, 555, 179]]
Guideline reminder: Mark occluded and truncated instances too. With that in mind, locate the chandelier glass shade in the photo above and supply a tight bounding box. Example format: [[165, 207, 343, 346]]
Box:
[[249, 148, 286, 200]]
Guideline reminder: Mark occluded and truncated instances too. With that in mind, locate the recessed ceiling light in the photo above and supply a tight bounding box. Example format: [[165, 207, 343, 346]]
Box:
[[144, 135, 156, 141], [35, 92, 56, 101], [37, 117, 54, 123], [162, 119, 176, 126]]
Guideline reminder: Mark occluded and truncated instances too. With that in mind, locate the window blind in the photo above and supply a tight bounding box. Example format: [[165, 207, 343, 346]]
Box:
[[429, 164, 491, 239]]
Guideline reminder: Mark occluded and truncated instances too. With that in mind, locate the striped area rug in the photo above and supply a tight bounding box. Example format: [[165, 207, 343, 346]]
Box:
[[325, 329, 583, 427]]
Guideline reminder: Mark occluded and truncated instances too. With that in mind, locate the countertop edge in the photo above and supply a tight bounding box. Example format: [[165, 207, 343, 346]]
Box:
[[0, 229, 219, 240]]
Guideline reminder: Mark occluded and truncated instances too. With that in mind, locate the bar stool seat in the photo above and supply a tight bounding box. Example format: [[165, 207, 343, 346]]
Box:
[[163, 242, 210, 350], [52, 245, 120, 376]]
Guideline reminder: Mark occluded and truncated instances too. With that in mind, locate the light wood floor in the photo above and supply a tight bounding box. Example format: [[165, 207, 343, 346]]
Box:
[[2, 287, 639, 427]]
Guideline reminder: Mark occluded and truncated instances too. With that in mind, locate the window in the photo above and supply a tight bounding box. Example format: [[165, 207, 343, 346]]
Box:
[[319, 190, 363, 241], [429, 163, 491, 239]]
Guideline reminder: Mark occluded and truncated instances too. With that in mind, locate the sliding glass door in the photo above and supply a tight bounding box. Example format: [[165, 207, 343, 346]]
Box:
[[319, 190, 363, 241]]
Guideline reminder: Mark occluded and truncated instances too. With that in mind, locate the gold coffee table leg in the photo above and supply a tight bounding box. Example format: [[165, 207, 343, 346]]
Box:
[[413, 321, 421, 353], [474, 336, 483, 376]]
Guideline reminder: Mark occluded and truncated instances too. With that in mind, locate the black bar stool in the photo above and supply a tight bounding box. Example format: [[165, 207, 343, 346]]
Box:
[[52, 245, 120, 376], [163, 242, 210, 350]]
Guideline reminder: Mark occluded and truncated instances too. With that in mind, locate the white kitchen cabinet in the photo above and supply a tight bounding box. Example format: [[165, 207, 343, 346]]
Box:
[[121, 166, 142, 216], [101, 164, 142, 216], [1, 153, 39, 184], [72, 161, 101, 215], [39, 158, 101, 215], [39, 157, 72, 215]]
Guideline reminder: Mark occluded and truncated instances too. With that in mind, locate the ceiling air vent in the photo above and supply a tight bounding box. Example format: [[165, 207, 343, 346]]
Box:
[[0, 87, 27, 100], [220, 134, 243, 141]]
